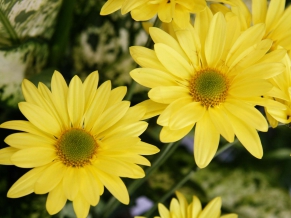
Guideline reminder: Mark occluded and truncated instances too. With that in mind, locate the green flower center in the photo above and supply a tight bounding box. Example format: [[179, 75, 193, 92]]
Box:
[[56, 128, 97, 167], [189, 69, 229, 108]]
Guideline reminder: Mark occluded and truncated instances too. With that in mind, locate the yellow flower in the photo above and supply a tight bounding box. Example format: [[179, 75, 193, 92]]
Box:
[[101, 0, 207, 28], [130, 9, 286, 168], [210, 0, 291, 57], [0, 71, 159, 218], [265, 53, 291, 127], [136, 191, 237, 218]]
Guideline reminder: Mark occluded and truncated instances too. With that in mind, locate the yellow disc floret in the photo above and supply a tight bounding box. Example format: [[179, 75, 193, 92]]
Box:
[[189, 68, 229, 108], [56, 128, 98, 167]]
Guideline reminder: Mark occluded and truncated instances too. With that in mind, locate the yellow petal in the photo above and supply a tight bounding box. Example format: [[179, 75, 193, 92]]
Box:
[[175, 191, 188, 217], [8, 165, 48, 198], [84, 80, 111, 130], [0, 147, 18, 165], [5, 133, 55, 149], [129, 46, 168, 72], [224, 99, 268, 132], [252, 0, 267, 24], [94, 168, 129, 204], [199, 197, 221, 218], [158, 203, 170, 217], [158, 2, 172, 23], [229, 80, 272, 97], [189, 196, 202, 217], [149, 86, 189, 104], [83, 71, 99, 113], [79, 168, 100, 206], [46, 182, 67, 215], [169, 102, 205, 130], [265, 0, 285, 33], [221, 214, 238, 218], [92, 101, 130, 134], [0, 120, 53, 139], [223, 107, 263, 158], [100, 0, 123, 15], [11, 147, 56, 168], [62, 167, 80, 201], [208, 106, 234, 142], [131, 3, 157, 21], [34, 162, 65, 194], [130, 68, 177, 88], [135, 99, 167, 120], [194, 112, 220, 168], [129, 141, 160, 155], [160, 124, 194, 143], [121, 0, 147, 14], [67, 76, 85, 127], [73, 192, 91, 218], [105, 86, 127, 109], [154, 43, 193, 79], [18, 102, 61, 137], [157, 97, 193, 126], [173, 4, 190, 28], [205, 12, 226, 67]]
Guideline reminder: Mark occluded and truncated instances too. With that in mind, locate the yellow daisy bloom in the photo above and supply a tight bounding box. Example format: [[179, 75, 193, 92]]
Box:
[[101, 0, 207, 28], [130, 9, 286, 168], [210, 0, 291, 56], [136, 191, 237, 218], [265, 53, 291, 128], [0, 71, 159, 218]]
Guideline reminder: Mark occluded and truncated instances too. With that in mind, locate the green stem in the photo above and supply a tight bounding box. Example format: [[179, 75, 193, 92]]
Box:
[[143, 139, 239, 217], [49, 0, 76, 67], [102, 140, 181, 218], [0, 9, 19, 44], [124, 17, 162, 101]]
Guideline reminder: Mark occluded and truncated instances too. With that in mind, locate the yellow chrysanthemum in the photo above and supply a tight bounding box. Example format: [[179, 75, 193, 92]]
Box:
[[210, 0, 291, 56], [136, 191, 237, 218], [100, 0, 207, 28], [130, 9, 286, 168], [0, 71, 159, 218], [265, 53, 291, 128]]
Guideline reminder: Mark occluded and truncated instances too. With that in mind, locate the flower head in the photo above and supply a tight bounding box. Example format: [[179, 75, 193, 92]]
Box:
[[130, 9, 286, 168], [0, 71, 159, 218], [210, 0, 291, 57], [136, 191, 237, 218], [101, 0, 207, 28]]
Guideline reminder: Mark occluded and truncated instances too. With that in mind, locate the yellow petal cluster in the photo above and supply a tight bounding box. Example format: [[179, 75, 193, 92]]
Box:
[[136, 191, 237, 218], [101, 0, 207, 28], [130, 8, 286, 168], [0, 71, 159, 218]]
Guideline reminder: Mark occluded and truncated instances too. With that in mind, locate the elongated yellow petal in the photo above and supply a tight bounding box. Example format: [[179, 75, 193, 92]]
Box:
[[131, 3, 157, 21], [35, 162, 65, 194], [46, 182, 67, 215], [160, 124, 194, 142], [130, 68, 178, 88], [135, 99, 167, 120], [11, 147, 56, 168], [0, 147, 18, 165], [205, 12, 226, 67], [208, 106, 234, 142], [199, 197, 221, 218], [154, 43, 193, 79], [79, 168, 100, 206], [18, 102, 61, 137], [224, 107, 263, 158], [73, 192, 90, 218], [265, 0, 285, 33], [67, 76, 85, 127], [100, 0, 123, 15], [8, 165, 48, 198], [5, 133, 55, 149], [95, 168, 129, 204], [149, 86, 190, 104], [105, 86, 127, 109], [189, 196, 202, 217], [83, 71, 99, 113], [169, 102, 205, 130], [62, 167, 80, 201], [194, 112, 220, 168], [158, 203, 170, 218], [252, 0, 267, 24]]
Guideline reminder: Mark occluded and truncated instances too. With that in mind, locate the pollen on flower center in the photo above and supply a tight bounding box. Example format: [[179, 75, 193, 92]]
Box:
[[55, 128, 98, 167], [189, 68, 229, 108]]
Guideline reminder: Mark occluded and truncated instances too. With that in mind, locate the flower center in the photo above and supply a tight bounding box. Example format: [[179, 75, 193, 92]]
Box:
[[189, 68, 229, 108], [55, 128, 97, 167]]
